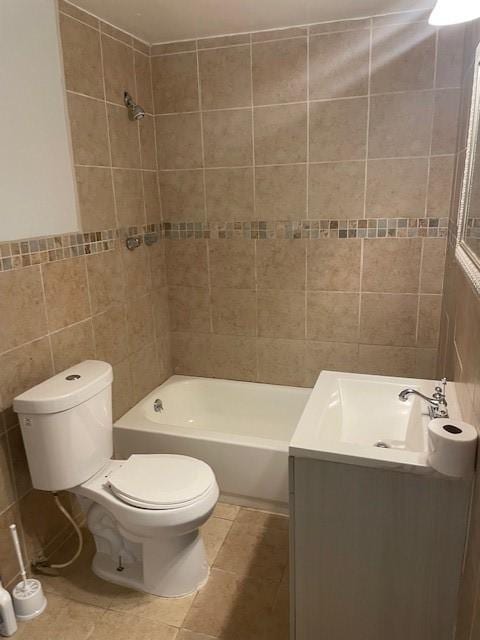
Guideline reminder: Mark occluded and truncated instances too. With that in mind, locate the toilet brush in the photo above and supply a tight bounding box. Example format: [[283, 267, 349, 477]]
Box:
[[9, 525, 47, 621]]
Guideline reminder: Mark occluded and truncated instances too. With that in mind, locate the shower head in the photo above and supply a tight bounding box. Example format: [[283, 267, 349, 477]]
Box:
[[124, 91, 145, 120]]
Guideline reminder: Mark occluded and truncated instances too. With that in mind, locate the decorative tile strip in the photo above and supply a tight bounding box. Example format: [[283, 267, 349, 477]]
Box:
[[161, 217, 449, 240], [0, 224, 163, 273]]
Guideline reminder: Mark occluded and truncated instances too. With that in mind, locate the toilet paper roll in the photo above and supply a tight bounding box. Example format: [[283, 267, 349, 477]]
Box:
[[428, 418, 478, 478]]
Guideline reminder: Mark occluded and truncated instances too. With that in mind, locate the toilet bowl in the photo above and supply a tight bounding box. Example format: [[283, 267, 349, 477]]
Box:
[[13, 360, 219, 597]]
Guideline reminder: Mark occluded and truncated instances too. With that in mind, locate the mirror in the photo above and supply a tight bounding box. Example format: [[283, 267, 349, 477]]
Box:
[[0, 0, 79, 242], [457, 42, 480, 293]]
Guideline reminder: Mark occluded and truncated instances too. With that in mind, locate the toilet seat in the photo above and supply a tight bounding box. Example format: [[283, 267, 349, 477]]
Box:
[[106, 454, 215, 510]]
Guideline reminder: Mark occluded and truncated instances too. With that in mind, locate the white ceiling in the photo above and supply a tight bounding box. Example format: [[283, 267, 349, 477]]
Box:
[[68, 0, 435, 44]]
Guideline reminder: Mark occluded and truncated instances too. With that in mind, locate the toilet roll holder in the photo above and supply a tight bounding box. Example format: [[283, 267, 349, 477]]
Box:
[[398, 378, 449, 419]]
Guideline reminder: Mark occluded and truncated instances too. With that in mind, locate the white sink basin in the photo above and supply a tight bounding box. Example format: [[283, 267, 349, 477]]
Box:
[[290, 371, 461, 471]]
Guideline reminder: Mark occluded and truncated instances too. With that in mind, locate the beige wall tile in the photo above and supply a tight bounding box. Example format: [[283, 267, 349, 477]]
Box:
[[121, 243, 151, 299], [148, 242, 167, 288], [252, 39, 307, 105], [100, 22, 132, 45], [309, 30, 370, 99], [368, 91, 434, 158], [166, 240, 208, 287], [0, 267, 47, 353], [252, 26, 308, 41], [59, 14, 103, 99], [257, 338, 306, 386], [417, 294, 442, 348], [209, 240, 255, 288], [152, 52, 199, 114], [307, 239, 361, 291], [257, 289, 305, 339], [155, 113, 203, 169], [169, 287, 211, 333], [211, 288, 256, 336], [101, 34, 135, 105], [75, 167, 116, 231], [309, 98, 367, 161], [152, 41, 196, 55], [370, 23, 436, 93], [308, 161, 365, 218], [360, 293, 418, 346], [113, 169, 145, 226], [129, 345, 162, 403], [134, 51, 154, 114], [307, 291, 359, 342], [205, 168, 254, 221], [143, 171, 162, 222], [125, 293, 154, 354], [209, 334, 257, 380], [51, 319, 95, 372], [199, 34, 250, 48], [199, 45, 252, 109], [7, 428, 32, 499], [305, 341, 359, 386], [0, 338, 53, 411], [159, 170, 205, 221], [415, 347, 437, 378], [0, 436, 15, 514], [256, 240, 306, 290], [254, 103, 307, 165], [431, 89, 461, 155], [58, 0, 99, 28], [42, 257, 90, 332], [86, 249, 124, 314], [139, 115, 157, 170], [310, 18, 370, 34], [203, 109, 253, 167], [112, 358, 133, 420], [427, 156, 455, 217], [436, 24, 465, 89], [362, 238, 422, 293], [255, 165, 307, 219], [366, 158, 428, 217], [67, 93, 109, 166], [421, 239, 447, 294], [152, 287, 170, 337], [93, 305, 128, 364], [358, 344, 417, 377], [108, 104, 141, 168], [171, 332, 211, 377]]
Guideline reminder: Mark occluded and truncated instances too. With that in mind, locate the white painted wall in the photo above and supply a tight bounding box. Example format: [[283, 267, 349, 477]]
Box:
[[0, 0, 79, 241]]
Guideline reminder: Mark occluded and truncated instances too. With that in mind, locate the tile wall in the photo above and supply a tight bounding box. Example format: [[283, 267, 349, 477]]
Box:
[[0, 0, 170, 582], [151, 11, 464, 385], [437, 18, 480, 640]]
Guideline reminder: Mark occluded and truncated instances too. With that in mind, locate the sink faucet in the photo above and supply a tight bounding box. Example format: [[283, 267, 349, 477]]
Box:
[[398, 378, 449, 419]]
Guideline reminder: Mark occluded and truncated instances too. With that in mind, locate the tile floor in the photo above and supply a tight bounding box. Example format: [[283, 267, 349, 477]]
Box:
[[14, 503, 289, 640]]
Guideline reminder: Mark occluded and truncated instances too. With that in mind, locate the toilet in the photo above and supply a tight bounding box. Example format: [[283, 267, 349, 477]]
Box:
[[13, 360, 219, 598]]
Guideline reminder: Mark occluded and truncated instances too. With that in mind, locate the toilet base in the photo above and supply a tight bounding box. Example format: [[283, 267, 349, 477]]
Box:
[[91, 529, 210, 598]]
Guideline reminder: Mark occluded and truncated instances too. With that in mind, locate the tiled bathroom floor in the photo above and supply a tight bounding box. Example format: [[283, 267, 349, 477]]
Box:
[[14, 503, 289, 640]]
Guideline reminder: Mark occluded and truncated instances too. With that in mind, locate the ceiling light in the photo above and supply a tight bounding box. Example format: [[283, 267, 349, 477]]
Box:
[[429, 0, 480, 26]]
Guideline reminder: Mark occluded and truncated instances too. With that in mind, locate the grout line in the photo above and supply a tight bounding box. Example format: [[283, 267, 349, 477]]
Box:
[[38, 263, 56, 374], [195, 42, 214, 334], [363, 19, 373, 220], [250, 34, 260, 381], [415, 239, 425, 345]]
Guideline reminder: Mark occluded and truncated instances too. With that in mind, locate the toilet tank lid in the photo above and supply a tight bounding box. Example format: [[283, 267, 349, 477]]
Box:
[[13, 360, 113, 415]]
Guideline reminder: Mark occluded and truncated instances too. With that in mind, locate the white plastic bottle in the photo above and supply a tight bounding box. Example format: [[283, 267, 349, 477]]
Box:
[[0, 581, 17, 636]]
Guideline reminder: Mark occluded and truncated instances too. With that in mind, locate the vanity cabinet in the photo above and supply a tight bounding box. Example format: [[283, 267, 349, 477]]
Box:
[[289, 456, 471, 640]]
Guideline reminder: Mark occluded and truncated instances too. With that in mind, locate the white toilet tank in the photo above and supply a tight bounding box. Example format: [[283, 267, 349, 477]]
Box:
[[13, 360, 113, 492]]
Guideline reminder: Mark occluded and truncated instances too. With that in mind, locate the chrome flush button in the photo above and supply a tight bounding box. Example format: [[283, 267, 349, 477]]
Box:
[[65, 374, 81, 381]]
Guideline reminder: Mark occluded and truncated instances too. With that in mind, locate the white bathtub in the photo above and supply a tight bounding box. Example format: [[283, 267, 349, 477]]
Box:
[[114, 376, 311, 509]]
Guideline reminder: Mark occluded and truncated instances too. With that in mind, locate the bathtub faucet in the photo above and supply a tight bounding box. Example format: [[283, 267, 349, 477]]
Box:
[[153, 398, 163, 412], [398, 378, 448, 419]]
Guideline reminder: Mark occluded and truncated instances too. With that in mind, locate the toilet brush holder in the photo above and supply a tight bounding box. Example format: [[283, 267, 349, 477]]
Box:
[[11, 579, 47, 621]]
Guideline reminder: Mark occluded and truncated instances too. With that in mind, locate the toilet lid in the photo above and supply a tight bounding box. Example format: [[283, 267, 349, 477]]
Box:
[[107, 454, 215, 510]]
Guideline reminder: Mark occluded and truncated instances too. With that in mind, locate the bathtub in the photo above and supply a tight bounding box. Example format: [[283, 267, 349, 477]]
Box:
[[114, 376, 311, 509]]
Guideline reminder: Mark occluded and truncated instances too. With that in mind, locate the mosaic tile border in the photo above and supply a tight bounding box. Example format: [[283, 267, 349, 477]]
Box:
[[163, 217, 449, 240], [0, 219, 448, 273]]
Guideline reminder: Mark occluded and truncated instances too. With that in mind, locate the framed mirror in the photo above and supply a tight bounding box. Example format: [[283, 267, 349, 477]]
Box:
[[457, 42, 480, 294]]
